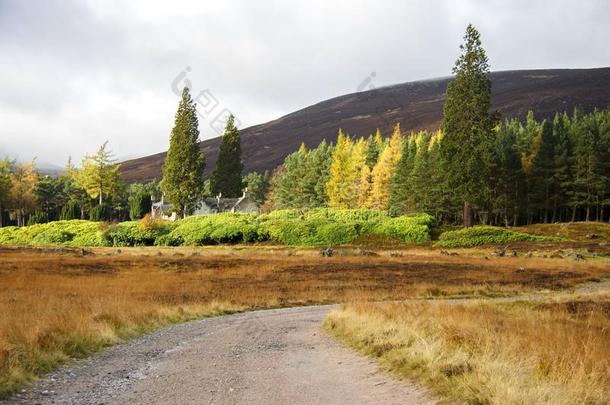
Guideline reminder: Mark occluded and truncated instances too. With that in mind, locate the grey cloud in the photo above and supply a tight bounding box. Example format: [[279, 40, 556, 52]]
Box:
[[0, 0, 609, 165]]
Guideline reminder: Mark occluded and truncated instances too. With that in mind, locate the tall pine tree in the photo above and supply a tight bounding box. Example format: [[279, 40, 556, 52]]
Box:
[[210, 115, 244, 197], [440, 24, 494, 226], [161, 87, 205, 218]]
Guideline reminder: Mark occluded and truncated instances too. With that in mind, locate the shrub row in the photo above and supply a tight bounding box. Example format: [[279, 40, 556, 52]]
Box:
[[0, 209, 435, 247], [163, 209, 433, 246], [0, 220, 106, 247], [434, 225, 549, 248]]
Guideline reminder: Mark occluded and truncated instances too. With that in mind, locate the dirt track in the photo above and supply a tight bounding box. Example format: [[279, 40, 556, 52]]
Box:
[[10, 306, 432, 404]]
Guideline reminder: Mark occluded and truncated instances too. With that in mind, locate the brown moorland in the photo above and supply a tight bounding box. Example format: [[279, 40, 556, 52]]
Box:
[[1, 244, 609, 398]]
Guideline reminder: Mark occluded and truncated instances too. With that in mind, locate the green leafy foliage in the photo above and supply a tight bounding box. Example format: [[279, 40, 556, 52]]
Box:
[[102, 219, 174, 247], [434, 226, 549, 248], [0, 210, 434, 247], [167, 213, 262, 245], [0, 220, 105, 246]]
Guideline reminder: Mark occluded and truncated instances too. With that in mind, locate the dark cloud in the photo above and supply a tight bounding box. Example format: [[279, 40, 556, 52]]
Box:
[[1, 0, 609, 165]]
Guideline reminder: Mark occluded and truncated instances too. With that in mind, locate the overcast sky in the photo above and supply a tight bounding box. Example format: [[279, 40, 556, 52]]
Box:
[[1, 0, 609, 167]]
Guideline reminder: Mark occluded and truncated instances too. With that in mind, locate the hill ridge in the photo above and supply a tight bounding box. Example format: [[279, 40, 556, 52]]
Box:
[[120, 67, 610, 183]]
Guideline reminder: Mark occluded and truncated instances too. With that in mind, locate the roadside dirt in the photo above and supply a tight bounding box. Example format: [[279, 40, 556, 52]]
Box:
[[9, 306, 433, 405]]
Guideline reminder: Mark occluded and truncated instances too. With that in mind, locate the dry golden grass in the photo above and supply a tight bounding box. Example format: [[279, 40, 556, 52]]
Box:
[[1, 244, 609, 398], [325, 292, 610, 404]]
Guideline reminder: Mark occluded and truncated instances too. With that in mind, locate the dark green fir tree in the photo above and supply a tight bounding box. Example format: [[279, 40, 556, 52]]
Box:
[[210, 115, 244, 197], [160, 87, 205, 218]]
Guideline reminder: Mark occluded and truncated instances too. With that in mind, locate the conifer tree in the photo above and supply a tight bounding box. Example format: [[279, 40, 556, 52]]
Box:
[[274, 141, 333, 208], [358, 165, 373, 208], [368, 124, 403, 209], [348, 137, 368, 207], [529, 120, 556, 222], [365, 129, 384, 167], [388, 134, 416, 215], [303, 140, 333, 207], [160, 87, 205, 217], [441, 24, 494, 226], [411, 132, 433, 213], [0, 159, 12, 227], [243, 171, 270, 206], [327, 130, 354, 208], [426, 131, 450, 221], [551, 113, 572, 222], [491, 122, 526, 226], [210, 115, 243, 197], [275, 145, 307, 208]]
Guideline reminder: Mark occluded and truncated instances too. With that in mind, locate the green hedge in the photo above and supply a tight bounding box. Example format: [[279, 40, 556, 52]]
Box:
[[0, 209, 435, 247], [102, 221, 174, 247], [0, 220, 106, 247], [161, 209, 433, 246], [434, 226, 548, 248]]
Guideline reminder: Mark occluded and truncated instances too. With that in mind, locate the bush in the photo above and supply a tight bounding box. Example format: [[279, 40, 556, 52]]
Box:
[[372, 214, 434, 242], [259, 210, 432, 246], [435, 226, 548, 248], [32, 228, 75, 245], [0, 220, 105, 246], [0, 209, 436, 247], [103, 217, 173, 247], [168, 213, 264, 245]]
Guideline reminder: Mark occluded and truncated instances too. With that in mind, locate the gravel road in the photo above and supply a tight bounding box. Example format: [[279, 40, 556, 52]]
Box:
[[8, 305, 432, 405]]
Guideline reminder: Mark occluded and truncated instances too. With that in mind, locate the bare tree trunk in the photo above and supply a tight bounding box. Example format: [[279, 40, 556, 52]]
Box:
[[571, 206, 577, 222], [463, 202, 473, 227]]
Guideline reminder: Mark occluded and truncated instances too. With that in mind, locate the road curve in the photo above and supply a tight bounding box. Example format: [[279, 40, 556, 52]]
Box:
[[10, 305, 432, 405]]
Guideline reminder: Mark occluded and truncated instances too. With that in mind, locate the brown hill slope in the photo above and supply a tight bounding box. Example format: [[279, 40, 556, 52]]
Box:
[[120, 68, 610, 183]]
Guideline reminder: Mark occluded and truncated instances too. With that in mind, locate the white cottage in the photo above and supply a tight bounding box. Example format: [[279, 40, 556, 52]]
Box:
[[151, 190, 259, 221]]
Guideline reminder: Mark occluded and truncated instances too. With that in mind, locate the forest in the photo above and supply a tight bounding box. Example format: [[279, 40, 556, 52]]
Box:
[[268, 108, 610, 226]]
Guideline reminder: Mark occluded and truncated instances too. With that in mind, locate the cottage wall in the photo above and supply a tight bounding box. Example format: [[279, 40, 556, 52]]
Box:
[[232, 198, 259, 213]]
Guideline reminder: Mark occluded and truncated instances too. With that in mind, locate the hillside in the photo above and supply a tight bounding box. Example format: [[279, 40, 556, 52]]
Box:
[[120, 67, 610, 183]]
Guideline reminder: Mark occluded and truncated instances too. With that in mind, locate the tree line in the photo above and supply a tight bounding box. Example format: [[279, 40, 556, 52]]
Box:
[[266, 106, 610, 225], [2, 24, 608, 227], [0, 144, 161, 226]]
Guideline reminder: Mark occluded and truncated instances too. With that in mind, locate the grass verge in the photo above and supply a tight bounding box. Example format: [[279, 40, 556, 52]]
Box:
[[0, 300, 243, 398], [324, 296, 610, 404]]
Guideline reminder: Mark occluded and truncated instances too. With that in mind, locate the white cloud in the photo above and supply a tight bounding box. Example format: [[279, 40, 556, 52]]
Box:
[[1, 0, 609, 164]]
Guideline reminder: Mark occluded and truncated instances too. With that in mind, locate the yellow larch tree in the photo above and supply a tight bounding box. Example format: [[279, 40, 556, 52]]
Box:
[[368, 123, 403, 209], [327, 130, 353, 208]]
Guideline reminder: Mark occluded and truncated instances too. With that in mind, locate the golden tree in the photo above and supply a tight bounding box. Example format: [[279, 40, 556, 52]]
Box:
[[368, 124, 403, 209]]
